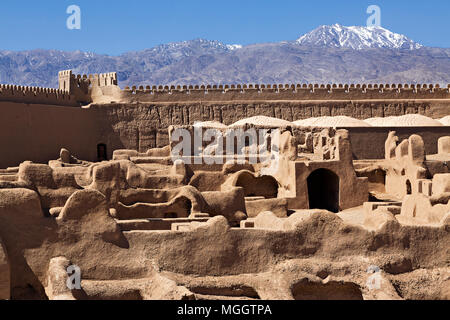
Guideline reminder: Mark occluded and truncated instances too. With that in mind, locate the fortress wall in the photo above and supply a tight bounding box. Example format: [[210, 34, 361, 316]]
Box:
[[0, 100, 449, 168], [2, 75, 449, 111], [119, 83, 450, 103], [89, 102, 450, 160], [91, 99, 448, 127], [0, 84, 77, 106], [58, 70, 118, 91]]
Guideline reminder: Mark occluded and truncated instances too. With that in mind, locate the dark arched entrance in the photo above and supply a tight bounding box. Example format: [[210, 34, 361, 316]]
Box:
[[307, 169, 340, 213], [235, 172, 279, 199], [406, 180, 412, 195], [97, 143, 107, 162]]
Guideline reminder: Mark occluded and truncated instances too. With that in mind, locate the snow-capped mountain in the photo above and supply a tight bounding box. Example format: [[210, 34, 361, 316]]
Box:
[[121, 38, 240, 62], [226, 44, 243, 50], [0, 25, 449, 88], [296, 24, 423, 50]]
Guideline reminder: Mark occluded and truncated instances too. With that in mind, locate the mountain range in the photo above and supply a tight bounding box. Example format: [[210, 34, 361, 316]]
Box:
[[0, 24, 449, 88]]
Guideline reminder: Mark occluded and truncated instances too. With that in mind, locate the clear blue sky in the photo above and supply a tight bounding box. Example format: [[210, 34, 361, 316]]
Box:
[[0, 0, 449, 55]]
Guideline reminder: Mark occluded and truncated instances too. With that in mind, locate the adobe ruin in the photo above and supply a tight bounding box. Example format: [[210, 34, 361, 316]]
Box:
[[0, 71, 448, 300]]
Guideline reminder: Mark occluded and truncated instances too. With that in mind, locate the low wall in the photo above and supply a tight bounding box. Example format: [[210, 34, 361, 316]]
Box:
[[0, 102, 101, 168], [0, 102, 170, 168], [343, 127, 450, 160]]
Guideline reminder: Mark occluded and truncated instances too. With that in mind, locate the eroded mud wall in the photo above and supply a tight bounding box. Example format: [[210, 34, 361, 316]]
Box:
[[0, 100, 449, 167]]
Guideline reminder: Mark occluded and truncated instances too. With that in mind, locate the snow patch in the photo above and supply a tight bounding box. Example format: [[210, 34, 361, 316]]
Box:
[[296, 24, 423, 50]]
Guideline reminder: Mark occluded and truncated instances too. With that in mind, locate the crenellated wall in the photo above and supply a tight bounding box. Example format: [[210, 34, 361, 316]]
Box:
[[117, 83, 450, 103], [58, 69, 117, 91], [1, 69, 449, 108], [58, 69, 118, 104], [0, 70, 116, 107], [0, 84, 76, 106]]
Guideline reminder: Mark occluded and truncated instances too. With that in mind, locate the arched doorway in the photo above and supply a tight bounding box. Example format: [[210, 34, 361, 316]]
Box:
[[406, 180, 412, 195], [307, 169, 340, 213], [97, 143, 107, 162]]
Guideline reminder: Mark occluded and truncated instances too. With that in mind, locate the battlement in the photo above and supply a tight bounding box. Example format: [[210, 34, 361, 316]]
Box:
[[125, 83, 449, 90], [89, 72, 118, 87], [0, 70, 118, 106], [58, 69, 117, 95], [1, 70, 450, 107], [119, 82, 450, 102], [0, 84, 75, 106]]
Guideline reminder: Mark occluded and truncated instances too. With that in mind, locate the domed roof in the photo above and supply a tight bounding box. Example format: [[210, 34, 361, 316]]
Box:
[[294, 116, 371, 127], [230, 116, 293, 127], [365, 114, 443, 127], [439, 116, 450, 126], [193, 121, 228, 128]]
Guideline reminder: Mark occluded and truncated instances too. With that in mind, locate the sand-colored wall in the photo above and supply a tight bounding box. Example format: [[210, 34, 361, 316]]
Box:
[[116, 84, 450, 103], [345, 127, 450, 159], [91, 99, 450, 120], [80, 102, 450, 160], [0, 102, 102, 167], [0, 101, 449, 167], [0, 84, 77, 106]]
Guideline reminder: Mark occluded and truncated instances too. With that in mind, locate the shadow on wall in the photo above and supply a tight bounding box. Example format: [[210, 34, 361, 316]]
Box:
[[307, 169, 340, 213], [291, 278, 363, 300], [235, 173, 279, 199]]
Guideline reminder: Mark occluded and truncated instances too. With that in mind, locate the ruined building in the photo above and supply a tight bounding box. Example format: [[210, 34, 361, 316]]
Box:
[[0, 71, 449, 300]]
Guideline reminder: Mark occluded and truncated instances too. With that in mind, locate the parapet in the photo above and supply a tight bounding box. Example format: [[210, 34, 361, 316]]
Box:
[[58, 70, 118, 102], [88, 72, 118, 87], [0, 69, 119, 106], [118, 82, 450, 103], [0, 84, 75, 106], [1, 70, 117, 106], [1, 70, 450, 106]]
